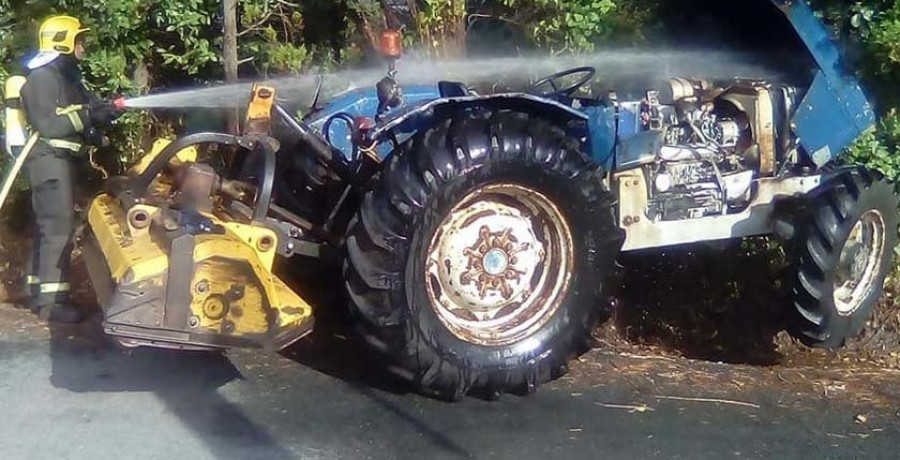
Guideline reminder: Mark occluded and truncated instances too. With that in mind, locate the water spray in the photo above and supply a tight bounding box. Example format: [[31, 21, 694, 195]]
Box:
[[114, 49, 788, 111]]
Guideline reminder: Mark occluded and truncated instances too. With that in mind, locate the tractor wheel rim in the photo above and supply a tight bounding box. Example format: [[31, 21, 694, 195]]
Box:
[[834, 210, 886, 316], [425, 183, 574, 346]]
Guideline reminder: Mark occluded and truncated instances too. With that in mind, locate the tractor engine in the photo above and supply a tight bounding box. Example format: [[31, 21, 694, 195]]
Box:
[[638, 78, 790, 222]]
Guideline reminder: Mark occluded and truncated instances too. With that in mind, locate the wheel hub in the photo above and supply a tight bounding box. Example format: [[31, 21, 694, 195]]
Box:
[[425, 183, 573, 346], [834, 210, 886, 316], [482, 248, 510, 276], [461, 227, 527, 299]]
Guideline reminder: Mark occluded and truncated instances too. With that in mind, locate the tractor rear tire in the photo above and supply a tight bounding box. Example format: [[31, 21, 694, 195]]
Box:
[[786, 166, 899, 349], [344, 108, 623, 400]]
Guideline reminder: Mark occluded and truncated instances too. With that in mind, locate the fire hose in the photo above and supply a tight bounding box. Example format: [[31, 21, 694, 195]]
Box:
[[0, 131, 39, 213]]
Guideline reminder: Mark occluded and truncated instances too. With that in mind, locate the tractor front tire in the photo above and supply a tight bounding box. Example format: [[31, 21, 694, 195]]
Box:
[[786, 166, 899, 349], [344, 108, 623, 400]]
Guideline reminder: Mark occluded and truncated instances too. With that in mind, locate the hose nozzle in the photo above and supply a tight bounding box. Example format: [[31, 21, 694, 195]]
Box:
[[112, 97, 127, 110]]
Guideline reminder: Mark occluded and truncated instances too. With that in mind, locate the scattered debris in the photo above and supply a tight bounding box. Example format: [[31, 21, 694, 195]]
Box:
[[653, 395, 761, 409], [595, 402, 654, 413], [603, 351, 679, 362], [854, 414, 868, 424]]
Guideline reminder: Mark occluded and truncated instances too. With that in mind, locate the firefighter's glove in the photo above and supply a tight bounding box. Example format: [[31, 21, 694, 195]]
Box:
[[83, 127, 110, 148], [89, 102, 124, 128]]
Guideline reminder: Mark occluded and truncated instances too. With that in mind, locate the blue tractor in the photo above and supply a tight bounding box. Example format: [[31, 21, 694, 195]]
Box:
[[68, 0, 897, 400]]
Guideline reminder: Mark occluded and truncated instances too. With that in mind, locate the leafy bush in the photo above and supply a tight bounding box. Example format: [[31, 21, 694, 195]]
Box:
[[1, 0, 898, 173], [416, 0, 467, 57], [847, 110, 900, 181], [506, 0, 618, 52], [485, 0, 654, 53], [814, 1, 900, 182]]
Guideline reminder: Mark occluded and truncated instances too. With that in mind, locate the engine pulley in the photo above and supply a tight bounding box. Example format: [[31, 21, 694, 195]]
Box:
[[700, 119, 741, 148]]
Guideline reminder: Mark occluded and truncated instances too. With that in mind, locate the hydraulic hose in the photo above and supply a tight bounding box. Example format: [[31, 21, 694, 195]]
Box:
[[273, 105, 354, 183], [252, 139, 276, 223], [122, 132, 277, 224], [129, 132, 245, 196]]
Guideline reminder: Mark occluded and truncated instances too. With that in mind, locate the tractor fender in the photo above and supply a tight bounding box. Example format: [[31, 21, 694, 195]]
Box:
[[370, 93, 589, 145]]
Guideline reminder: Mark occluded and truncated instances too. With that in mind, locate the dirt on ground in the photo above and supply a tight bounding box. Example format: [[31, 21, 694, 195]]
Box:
[[601, 238, 900, 364], [580, 238, 900, 411]]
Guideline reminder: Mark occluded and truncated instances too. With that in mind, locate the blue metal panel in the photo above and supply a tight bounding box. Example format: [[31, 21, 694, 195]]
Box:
[[793, 71, 870, 166], [308, 86, 441, 125], [585, 102, 649, 170], [584, 105, 617, 166], [773, 0, 876, 162], [617, 102, 641, 138], [307, 85, 440, 160]]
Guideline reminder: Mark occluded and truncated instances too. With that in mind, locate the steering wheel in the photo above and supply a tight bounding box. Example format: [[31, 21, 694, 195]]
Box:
[[527, 66, 597, 99]]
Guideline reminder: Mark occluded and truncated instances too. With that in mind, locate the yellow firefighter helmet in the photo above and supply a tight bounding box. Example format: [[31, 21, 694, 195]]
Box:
[[38, 15, 89, 54], [27, 15, 90, 70]]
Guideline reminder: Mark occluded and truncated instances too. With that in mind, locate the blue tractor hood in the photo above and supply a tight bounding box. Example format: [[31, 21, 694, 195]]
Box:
[[771, 0, 877, 165]]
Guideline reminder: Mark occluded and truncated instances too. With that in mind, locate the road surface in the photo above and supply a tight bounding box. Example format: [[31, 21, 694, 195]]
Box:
[[0, 305, 897, 460]]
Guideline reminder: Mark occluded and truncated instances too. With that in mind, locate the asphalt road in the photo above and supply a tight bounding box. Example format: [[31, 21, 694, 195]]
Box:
[[0, 305, 897, 460]]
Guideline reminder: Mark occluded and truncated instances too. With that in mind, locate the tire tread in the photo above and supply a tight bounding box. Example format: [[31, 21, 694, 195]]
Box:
[[344, 107, 622, 399]]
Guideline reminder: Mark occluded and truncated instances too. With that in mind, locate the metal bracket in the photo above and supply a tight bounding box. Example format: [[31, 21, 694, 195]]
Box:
[[163, 232, 195, 329]]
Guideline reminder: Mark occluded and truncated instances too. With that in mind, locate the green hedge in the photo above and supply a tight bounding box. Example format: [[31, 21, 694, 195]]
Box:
[[812, 1, 900, 179], [2, 1, 899, 175]]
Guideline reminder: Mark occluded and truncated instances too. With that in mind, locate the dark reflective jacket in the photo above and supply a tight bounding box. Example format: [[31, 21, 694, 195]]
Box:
[[21, 56, 98, 152]]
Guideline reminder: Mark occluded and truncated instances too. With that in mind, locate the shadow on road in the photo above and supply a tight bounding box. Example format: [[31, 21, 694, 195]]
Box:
[[47, 251, 298, 460], [44, 256, 472, 459], [281, 316, 410, 395], [285, 319, 473, 458], [611, 238, 790, 365], [274, 260, 409, 394], [47, 317, 298, 460], [278, 262, 472, 458]]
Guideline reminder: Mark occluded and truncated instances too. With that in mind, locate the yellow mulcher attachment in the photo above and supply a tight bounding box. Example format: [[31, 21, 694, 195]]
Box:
[[83, 85, 315, 351]]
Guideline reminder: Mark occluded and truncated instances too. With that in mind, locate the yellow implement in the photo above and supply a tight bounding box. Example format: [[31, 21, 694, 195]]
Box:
[[83, 85, 315, 351], [84, 194, 314, 351]]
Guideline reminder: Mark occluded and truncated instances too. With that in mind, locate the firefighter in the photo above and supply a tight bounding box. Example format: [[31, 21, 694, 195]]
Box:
[[20, 16, 122, 322]]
